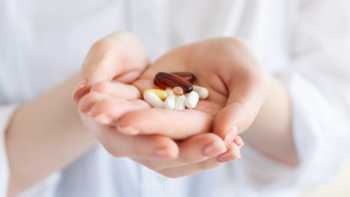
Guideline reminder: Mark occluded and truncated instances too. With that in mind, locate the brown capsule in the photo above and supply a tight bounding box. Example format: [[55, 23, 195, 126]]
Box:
[[173, 86, 184, 96], [154, 72, 193, 93], [172, 72, 197, 83]]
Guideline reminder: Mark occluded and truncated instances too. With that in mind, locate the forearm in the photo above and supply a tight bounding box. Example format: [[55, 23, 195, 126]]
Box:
[[5, 73, 96, 195], [242, 76, 298, 166]]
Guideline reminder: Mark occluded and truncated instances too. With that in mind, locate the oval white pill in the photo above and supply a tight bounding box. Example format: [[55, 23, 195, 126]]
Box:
[[185, 91, 199, 109], [143, 91, 164, 108], [175, 95, 186, 110], [193, 85, 209, 99], [165, 95, 176, 110]]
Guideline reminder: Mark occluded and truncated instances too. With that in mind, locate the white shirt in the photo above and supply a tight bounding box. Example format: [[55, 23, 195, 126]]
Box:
[[1, 0, 350, 196]]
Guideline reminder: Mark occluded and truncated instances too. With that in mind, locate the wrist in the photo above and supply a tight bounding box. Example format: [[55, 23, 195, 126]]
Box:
[[242, 75, 298, 166]]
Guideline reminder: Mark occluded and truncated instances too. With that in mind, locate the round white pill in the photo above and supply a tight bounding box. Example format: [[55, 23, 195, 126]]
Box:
[[193, 85, 209, 99], [175, 95, 186, 110], [185, 91, 199, 109], [165, 95, 176, 110]]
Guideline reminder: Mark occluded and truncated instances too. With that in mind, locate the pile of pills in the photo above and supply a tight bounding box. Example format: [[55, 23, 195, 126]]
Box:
[[143, 72, 209, 110]]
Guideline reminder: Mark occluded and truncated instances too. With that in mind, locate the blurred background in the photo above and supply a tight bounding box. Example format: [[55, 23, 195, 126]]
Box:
[[304, 161, 350, 197]]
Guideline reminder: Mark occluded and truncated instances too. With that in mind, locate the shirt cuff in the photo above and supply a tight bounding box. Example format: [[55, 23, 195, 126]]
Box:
[[0, 104, 19, 197]]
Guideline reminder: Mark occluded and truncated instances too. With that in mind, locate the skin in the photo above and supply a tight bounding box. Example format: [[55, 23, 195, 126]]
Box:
[[76, 34, 241, 177], [6, 32, 297, 196], [80, 36, 298, 177], [5, 33, 234, 196]]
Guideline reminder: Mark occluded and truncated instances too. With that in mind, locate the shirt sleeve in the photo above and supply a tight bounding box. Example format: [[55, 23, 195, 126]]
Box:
[[0, 104, 18, 197], [236, 0, 350, 191]]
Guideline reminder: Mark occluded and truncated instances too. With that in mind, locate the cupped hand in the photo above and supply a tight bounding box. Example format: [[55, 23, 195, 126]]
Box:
[[73, 33, 236, 178], [108, 37, 266, 175], [118, 37, 267, 143]]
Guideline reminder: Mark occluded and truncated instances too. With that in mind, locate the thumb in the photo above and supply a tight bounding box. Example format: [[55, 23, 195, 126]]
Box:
[[213, 75, 267, 145], [82, 32, 148, 85]]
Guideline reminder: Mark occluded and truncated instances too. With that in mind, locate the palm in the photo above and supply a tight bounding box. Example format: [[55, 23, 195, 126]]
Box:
[[119, 38, 263, 139]]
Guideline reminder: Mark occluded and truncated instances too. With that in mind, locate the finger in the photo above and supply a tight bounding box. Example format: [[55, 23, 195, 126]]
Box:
[[213, 74, 266, 144], [99, 128, 179, 160], [133, 133, 227, 171], [159, 159, 222, 178], [116, 108, 212, 139], [82, 32, 148, 85], [92, 81, 141, 99], [178, 133, 227, 163], [159, 143, 242, 178], [217, 142, 242, 162], [88, 98, 150, 125], [73, 80, 91, 103], [78, 91, 110, 113]]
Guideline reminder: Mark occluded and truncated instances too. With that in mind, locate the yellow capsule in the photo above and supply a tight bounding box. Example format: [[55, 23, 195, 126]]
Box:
[[145, 89, 168, 100]]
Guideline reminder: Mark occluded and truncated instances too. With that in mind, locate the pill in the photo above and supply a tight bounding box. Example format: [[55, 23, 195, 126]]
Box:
[[165, 88, 174, 96], [172, 72, 197, 83], [175, 95, 186, 110], [185, 91, 200, 109], [143, 90, 164, 108], [154, 72, 193, 93], [165, 95, 176, 110], [145, 89, 168, 100], [173, 86, 184, 96], [193, 85, 209, 99]]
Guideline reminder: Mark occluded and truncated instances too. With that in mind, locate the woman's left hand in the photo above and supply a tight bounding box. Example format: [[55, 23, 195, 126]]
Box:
[[118, 37, 267, 144], [110, 37, 268, 174]]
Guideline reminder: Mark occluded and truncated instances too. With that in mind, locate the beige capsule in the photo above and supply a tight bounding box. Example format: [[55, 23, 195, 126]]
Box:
[[143, 90, 164, 108]]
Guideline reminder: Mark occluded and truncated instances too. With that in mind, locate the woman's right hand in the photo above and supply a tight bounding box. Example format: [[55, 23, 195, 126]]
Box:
[[74, 32, 231, 177]]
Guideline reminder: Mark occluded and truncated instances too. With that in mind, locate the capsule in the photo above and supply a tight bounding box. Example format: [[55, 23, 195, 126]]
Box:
[[144, 89, 168, 100], [172, 72, 197, 83], [143, 90, 164, 108], [154, 72, 193, 93]]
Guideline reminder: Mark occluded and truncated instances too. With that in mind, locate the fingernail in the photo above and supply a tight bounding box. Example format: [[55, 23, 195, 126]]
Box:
[[224, 126, 238, 145], [73, 81, 90, 102], [95, 114, 111, 125], [203, 143, 221, 157], [117, 126, 139, 135], [154, 148, 171, 159], [217, 152, 234, 163], [232, 143, 241, 159], [234, 136, 245, 148]]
